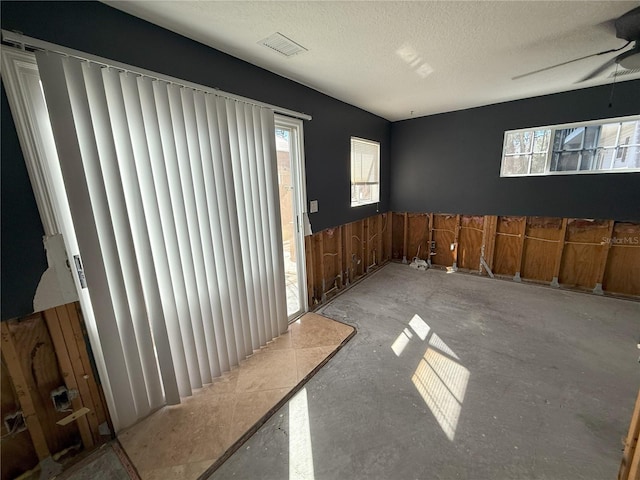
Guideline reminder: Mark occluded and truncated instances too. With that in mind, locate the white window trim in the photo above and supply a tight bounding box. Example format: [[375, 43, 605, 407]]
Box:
[[350, 136, 381, 208], [1, 46, 60, 235], [500, 114, 640, 177]]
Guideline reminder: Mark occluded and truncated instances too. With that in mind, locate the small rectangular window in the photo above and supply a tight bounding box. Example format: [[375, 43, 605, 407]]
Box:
[[500, 115, 640, 177], [351, 137, 380, 207]]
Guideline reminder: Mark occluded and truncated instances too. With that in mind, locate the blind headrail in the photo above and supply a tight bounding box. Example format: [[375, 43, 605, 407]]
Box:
[[1, 29, 312, 121]]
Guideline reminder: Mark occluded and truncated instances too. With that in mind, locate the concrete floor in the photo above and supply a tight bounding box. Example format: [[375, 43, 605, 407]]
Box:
[[209, 263, 640, 480]]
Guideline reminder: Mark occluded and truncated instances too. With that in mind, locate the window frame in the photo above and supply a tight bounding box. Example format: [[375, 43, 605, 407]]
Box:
[[350, 136, 380, 208], [500, 114, 640, 177]]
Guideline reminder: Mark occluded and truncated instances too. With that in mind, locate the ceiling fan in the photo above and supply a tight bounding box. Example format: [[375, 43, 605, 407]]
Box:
[[513, 6, 640, 82]]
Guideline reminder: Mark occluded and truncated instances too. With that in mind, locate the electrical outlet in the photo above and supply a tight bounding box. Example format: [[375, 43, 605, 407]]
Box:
[[310, 200, 318, 213]]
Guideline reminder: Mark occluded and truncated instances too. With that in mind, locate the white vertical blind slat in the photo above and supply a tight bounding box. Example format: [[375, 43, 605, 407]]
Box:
[[204, 95, 243, 366], [76, 60, 151, 418], [245, 106, 269, 346], [230, 103, 262, 350], [35, 51, 137, 430], [152, 81, 203, 390], [136, 77, 192, 398], [262, 110, 289, 334], [226, 102, 258, 352], [166, 85, 212, 385], [254, 109, 278, 340], [100, 67, 166, 410], [118, 73, 181, 405], [193, 91, 232, 372], [215, 97, 251, 361], [180, 87, 222, 379]]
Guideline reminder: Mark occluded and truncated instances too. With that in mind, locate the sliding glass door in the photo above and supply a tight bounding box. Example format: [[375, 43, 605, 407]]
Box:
[[275, 116, 308, 320]]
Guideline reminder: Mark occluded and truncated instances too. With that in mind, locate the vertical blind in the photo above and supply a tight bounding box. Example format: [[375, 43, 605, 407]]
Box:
[[35, 51, 288, 430]]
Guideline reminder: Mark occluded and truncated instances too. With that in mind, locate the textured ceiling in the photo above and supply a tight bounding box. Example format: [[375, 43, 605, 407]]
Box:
[[105, 1, 640, 121]]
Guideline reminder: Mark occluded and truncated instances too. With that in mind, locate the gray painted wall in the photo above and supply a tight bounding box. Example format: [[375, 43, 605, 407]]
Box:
[[1, 85, 48, 320], [391, 80, 640, 221]]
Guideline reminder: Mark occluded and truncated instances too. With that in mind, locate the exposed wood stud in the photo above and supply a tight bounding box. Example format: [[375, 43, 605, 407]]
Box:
[[337, 225, 344, 288], [603, 222, 640, 296], [427, 213, 434, 266], [514, 216, 527, 282], [69, 303, 109, 431], [304, 235, 314, 306], [593, 220, 615, 295], [452, 214, 461, 271], [362, 219, 368, 275], [42, 308, 94, 448], [620, 389, 640, 480], [344, 222, 352, 285], [318, 231, 326, 301], [59, 304, 104, 441], [486, 216, 498, 272], [551, 218, 568, 288], [385, 213, 393, 262], [402, 212, 408, 264], [480, 215, 494, 275], [0, 322, 51, 461], [376, 213, 383, 267]]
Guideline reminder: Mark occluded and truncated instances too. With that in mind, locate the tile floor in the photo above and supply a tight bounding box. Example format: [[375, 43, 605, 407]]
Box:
[[117, 313, 354, 480]]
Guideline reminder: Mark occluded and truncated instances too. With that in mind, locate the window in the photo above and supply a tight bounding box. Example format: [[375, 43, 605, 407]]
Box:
[[501, 116, 640, 176], [351, 137, 380, 207]]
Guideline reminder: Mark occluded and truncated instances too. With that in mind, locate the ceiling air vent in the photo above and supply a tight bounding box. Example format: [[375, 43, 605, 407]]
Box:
[[609, 67, 640, 78], [259, 33, 307, 57]]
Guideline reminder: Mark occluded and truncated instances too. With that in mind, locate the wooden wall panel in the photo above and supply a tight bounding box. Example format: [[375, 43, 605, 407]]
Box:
[[521, 217, 564, 282], [391, 213, 405, 260], [351, 220, 365, 279], [366, 215, 380, 268], [322, 228, 339, 293], [407, 214, 430, 262], [304, 213, 392, 307], [620, 388, 640, 480], [5, 315, 81, 454], [431, 214, 457, 267], [559, 219, 610, 289], [304, 235, 315, 306], [311, 233, 323, 304], [380, 212, 392, 263], [493, 217, 525, 276], [458, 216, 484, 271], [603, 223, 640, 295], [480, 215, 497, 275], [0, 303, 111, 479], [69, 304, 109, 432], [1, 356, 39, 480]]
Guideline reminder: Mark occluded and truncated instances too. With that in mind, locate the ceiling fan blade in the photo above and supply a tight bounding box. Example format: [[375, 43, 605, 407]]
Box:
[[576, 57, 618, 83], [512, 41, 631, 81], [512, 52, 603, 80]]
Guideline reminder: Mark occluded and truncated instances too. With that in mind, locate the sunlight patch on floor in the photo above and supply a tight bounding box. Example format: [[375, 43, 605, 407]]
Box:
[[391, 328, 413, 356], [409, 314, 431, 340], [289, 387, 314, 480], [394, 314, 469, 442]]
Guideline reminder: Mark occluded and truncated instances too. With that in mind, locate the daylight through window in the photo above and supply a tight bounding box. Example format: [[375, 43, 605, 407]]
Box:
[[351, 137, 380, 207], [501, 116, 640, 176]]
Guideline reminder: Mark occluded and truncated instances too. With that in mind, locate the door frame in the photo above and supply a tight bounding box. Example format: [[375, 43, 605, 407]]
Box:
[[275, 114, 309, 320]]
